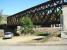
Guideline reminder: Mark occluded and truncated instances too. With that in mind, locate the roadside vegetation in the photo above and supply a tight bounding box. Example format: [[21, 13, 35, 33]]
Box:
[[0, 15, 2, 24], [19, 16, 61, 43], [20, 16, 34, 35]]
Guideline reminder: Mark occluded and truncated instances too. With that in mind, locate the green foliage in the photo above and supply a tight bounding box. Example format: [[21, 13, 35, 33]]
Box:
[[0, 16, 2, 24], [34, 31, 50, 36], [21, 17, 33, 27], [20, 16, 34, 34]]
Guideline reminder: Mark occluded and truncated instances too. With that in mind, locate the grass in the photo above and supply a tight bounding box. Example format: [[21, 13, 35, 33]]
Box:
[[22, 31, 61, 43]]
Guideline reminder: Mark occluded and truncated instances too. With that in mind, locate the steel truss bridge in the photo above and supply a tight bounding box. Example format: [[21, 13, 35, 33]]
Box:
[[7, 0, 63, 27]]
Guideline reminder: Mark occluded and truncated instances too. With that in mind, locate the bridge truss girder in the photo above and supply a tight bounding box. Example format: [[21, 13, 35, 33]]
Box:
[[7, 0, 63, 26]]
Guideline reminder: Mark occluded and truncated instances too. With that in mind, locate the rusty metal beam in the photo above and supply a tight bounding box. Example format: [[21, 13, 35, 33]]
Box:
[[7, 0, 63, 26]]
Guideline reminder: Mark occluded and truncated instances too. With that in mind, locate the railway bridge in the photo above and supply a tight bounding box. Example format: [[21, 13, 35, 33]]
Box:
[[7, 0, 63, 27], [6, 0, 63, 35]]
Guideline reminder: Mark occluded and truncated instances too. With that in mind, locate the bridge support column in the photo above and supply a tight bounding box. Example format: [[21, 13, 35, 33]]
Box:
[[51, 24, 53, 28], [61, 5, 67, 38], [17, 26, 22, 36]]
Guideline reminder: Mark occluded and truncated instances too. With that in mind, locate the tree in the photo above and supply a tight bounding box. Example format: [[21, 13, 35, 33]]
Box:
[[0, 17, 1, 24], [20, 16, 34, 35], [0, 16, 2, 24], [0, 10, 2, 24]]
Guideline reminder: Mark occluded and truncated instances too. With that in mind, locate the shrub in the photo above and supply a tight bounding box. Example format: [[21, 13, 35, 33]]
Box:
[[20, 16, 34, 34], [34, 31, 50, 36]]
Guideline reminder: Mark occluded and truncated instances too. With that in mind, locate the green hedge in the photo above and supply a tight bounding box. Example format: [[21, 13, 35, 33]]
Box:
[[34, 32, 50, 36]]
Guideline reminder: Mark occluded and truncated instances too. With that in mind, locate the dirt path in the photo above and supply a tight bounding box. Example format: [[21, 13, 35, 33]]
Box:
[[0, 36, 44, 45]]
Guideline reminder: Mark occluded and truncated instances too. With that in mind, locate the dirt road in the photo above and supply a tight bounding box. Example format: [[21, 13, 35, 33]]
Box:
[[0, 36, 44, 45]]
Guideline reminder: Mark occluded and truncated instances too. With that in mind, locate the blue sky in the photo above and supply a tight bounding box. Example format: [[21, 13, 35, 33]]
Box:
[[0, 0, 48, 15]]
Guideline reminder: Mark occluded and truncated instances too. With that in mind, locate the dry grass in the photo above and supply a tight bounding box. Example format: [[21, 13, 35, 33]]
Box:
[[33, 27, 60, 36]]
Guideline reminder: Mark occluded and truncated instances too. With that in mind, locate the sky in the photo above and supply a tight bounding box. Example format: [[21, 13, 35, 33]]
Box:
[[0, 0, 48, 15]]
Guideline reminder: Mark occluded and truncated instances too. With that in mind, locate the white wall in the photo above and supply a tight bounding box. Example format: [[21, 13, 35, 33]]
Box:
[[63, 5, 67, 31], [61, 5, 67, 38]]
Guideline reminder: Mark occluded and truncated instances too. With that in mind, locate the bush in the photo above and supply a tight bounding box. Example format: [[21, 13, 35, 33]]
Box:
[[34, 32, 50, 36], [20, 16, 34, 34]]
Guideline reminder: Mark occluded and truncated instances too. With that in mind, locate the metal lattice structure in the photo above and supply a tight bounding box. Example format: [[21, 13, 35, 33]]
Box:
[[7, 0, 63, 27]]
